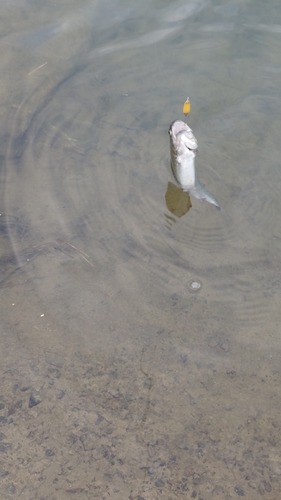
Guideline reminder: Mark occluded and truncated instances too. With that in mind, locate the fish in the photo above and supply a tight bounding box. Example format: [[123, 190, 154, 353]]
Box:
[[169, 120, 221, 210]]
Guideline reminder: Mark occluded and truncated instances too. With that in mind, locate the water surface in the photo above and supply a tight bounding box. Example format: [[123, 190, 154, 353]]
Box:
[[1, 0, 281, 498]]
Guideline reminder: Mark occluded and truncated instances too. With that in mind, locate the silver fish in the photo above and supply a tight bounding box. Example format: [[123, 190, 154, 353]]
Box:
[[169, 120, 220, 209]]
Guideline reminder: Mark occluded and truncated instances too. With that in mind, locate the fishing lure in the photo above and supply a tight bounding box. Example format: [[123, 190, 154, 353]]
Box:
[[182, 97, 191, 116]]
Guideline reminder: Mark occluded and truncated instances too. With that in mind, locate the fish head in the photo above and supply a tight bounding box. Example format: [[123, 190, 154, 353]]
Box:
[[169, 120, 198, 159]]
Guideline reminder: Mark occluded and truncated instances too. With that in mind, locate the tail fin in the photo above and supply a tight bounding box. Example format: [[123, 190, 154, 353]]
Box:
[[190, 181, 221, 210]]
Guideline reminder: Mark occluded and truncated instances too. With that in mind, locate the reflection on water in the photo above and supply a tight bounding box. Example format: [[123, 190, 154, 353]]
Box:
[[165, 181, 192, 220], [1, 0, 281, 498]]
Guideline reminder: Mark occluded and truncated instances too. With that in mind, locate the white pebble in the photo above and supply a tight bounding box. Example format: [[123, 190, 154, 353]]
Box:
[[191, 281, 201, 290]]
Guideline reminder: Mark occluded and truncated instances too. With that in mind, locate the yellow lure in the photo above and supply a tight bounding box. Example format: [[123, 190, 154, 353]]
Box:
[[183, 98, 190, 115]]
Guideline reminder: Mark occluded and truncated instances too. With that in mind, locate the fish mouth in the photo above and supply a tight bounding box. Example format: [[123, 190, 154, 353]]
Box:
[[169, 120, 198, 153]]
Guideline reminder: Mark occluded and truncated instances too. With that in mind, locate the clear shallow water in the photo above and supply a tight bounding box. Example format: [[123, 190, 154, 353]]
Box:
[[1, 0, 281, 498]]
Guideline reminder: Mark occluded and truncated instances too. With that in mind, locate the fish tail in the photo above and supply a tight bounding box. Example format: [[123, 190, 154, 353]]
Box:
[[190, 182, 221, 210]]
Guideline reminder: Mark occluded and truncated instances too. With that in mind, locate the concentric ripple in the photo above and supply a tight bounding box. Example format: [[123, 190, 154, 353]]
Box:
[[2, 3, 281, 343]]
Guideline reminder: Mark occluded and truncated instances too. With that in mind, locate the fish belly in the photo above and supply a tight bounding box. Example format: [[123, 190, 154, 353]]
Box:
[[173, 157, 196, 190]]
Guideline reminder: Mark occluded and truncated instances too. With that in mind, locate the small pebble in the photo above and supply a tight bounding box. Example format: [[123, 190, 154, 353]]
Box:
[[234, 486, 245, 496], [190, 281, 201, 290], [155, 479, 165, 488], [7, 484, 16, 494], [28, 395, 41, 408]]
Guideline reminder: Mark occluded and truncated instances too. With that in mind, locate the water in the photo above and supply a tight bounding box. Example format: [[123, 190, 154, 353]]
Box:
[[0, 0, 281, 498]]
